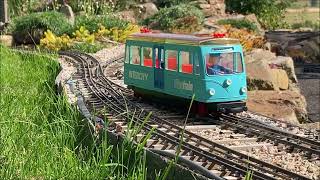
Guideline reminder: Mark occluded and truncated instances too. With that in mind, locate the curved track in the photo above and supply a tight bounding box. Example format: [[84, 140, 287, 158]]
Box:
[[59, 51, 320, 180]]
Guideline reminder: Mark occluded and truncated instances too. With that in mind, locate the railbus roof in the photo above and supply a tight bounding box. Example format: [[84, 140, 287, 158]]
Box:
[[127, 32, 240, 46]]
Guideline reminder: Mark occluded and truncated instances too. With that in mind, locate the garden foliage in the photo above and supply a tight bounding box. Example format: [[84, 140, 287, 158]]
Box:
[[74, 15, 129, 34], [224, 25, 265, 51], [154, 0, 192, 8], [225, 0, 291, 30], [11, 11, 72, 44], [40, 24, 140, 52], [218, 19, 258, 32], [143, 4, 204, 33]]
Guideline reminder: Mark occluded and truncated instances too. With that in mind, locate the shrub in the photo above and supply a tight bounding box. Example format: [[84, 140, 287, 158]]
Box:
[[71, 42, 105, 53], [143, 4, 204, 32], [12, 11, 72, 44], [40, 30, 73, 51], [224, 25, 265, 51], [68, 0, 113, 15], [218, 19, 258, 32], [225, 0, 291, 30], [74, 15, 129, 33]]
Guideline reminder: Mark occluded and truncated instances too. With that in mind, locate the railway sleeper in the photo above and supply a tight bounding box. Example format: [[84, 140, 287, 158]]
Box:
[[228, 142, 273, 151], [213, 137, 258, 144]]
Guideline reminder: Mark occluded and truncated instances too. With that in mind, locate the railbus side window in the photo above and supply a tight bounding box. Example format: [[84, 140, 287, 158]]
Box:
[[166, 50, 178, 71], [130, 46, 141, 65], [142, 47, 153, 67], [180, 51, 193, 74], [125, 45, 129, 63], [194, 53, 200, 75], [235, 52, 243, 73], [154, 48, 165, 69]]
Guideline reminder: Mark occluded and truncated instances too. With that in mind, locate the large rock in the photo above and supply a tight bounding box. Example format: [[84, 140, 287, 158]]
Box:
[[265, 31, 320, 64], [270, 69, 289, 90], [245, 49, 276, 63], [244, 14, 264, 35], [13, 28, 44, 45], [59, 4, 75, 25], [247, 90, 308, 123], [138, 3, 158, 20], [116, 10, 137, 23], [287, 36, 320, 64], [270, 56, 298, 84], [245, 49, 290, 90]]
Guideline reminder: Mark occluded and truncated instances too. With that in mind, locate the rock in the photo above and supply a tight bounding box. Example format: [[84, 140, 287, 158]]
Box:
[[244, 14, 264, 35], [0, 35, 13, 47], [193, 0, 225, 17], [59, 4, 75, 25], [116, 10, 137, 23], [270, 69, 289, 90], [245, 49, 276, 63], [199, 4, 211, 9], [247, 90, 308, 123], [300, 122, 320, 130], [139, 3, 158, 20], [265, 31, 320, 64], [270, 56, 297, 84], [245, 49, 296, 91], [246, 60, 275, 90], [13, 28, 44, 45], [264, 42, 271, 51]]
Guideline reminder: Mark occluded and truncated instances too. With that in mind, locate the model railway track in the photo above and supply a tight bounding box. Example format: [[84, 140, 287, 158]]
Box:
[[58, 51, 318, 180], [218, 114, 320, 157]]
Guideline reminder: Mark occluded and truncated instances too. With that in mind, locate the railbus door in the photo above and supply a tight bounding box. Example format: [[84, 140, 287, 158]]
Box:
[[154, 46, 165, 89]]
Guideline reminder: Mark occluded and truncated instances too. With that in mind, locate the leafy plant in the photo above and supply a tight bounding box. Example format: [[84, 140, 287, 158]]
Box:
[[224, 25, 265, 51], [143, 4, 204, 32], [74, 15, 129, 33], [73, 26, 95, 43], [154, 0, 192, 8], [225, 0, 291, 30], [218, 19, 258, 32], [71, 42, 105, 53], [40, 30, 73, 51], [69, 0, 113, 15]]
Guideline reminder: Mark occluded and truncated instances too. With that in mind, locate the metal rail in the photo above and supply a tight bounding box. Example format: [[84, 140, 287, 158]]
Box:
[[58, 51, 313, 180], [220, 114, 320, 157]]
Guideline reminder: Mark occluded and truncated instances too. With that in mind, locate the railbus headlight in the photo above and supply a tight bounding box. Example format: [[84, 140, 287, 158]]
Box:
[[241, 87, 247, 93], [225, 79, 232, 86], [209, 89, 215, 96]]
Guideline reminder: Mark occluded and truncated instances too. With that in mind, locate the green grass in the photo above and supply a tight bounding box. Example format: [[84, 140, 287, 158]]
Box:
[[0, 46, 147, 179]]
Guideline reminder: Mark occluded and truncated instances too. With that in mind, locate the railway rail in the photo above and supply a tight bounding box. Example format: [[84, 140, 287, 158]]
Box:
[[59, 51, 318, 180]]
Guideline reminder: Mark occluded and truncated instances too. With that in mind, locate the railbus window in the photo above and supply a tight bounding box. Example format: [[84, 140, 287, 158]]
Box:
[[142, 47, 153, 67], [166, 50, 178, 71], [194, 53, 200, 75], [235, 52, 243, 73], [180, 51, 193, 74], [131, 46, 141, 65], [206, 53, 234, 75], [125, 45, 129, 63], [154, 48, 165, 69]]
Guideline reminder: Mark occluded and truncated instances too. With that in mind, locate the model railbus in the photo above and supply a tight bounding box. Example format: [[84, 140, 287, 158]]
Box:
[[124, 30, 247, 115]]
